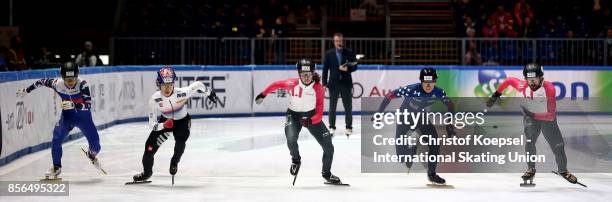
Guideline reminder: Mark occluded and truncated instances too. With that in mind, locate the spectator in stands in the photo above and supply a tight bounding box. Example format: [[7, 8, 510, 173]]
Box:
[[514, 0, 534, 28], [454, 0, 480, 30], [464, 34, 483, 65], [519, 17, 537, 38], [359, 0, 385, 17], [75, 41, 102, 67], [284, 4, 297, 30], [8, 35, 28, 71], [489, 5, 515, 37], [254, 18, 268, 38], [254, 18, 267, 64], [272, 16, 289, 38], [465, 44, 483, 65], [482, 19, 499, 38], [303, 5, 316, 25], [466, 27, 477, 39], [33, 46, 56, 69], [561, 30, 579, 63], [272, 16, 289, 64], [463, 15, 477, 37], [590, 0, 610, 37]]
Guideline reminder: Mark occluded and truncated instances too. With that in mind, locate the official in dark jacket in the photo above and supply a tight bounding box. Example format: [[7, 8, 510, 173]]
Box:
[[322, 33, 357, 136]]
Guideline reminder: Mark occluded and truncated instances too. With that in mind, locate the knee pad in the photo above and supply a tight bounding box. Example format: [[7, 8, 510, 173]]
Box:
[[155, 132, 171, 146]]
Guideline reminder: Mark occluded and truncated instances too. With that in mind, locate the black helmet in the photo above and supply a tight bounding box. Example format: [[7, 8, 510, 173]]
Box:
[[419, 67, 438, 82], [523, 63, 544, 78], [61, 62, 79, 78], [296, 59, 315, 73]]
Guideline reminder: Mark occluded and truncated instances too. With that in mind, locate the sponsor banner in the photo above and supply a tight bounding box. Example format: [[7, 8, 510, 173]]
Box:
[[0, 79, 59, 160], [176, 71, 252, 114], [460, 69, 593, 98]]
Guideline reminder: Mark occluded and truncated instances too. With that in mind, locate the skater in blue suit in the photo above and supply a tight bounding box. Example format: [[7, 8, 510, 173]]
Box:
[[16, 62, 102, 179]]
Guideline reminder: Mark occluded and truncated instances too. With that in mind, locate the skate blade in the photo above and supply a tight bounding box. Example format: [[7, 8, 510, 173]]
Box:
[[81, 148, 107, 175], [324, 182, 350, 186], [40, 177, 62, 182], [551, 171, 587, 187], [125, 181, 152, 185], [292, 174, 298, 186], [426, 184, 454, 189], [520, 183, 536, 187]]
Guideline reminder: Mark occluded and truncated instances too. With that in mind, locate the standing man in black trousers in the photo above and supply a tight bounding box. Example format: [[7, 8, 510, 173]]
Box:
[[323, 33, 358, 136]]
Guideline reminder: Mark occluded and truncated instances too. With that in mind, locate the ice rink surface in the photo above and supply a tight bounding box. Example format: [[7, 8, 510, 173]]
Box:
[[1, 115, 611, 202]]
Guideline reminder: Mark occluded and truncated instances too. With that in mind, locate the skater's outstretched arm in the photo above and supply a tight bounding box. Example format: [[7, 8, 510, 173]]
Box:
[[262, 78, 297, 95], [376, 85, 407, 113], [487, 77, 524, 107], [16, 78, 57, 97], [496, 77, 525, 94], [255, 78, 299, 104], [183, 81, 219, 103]]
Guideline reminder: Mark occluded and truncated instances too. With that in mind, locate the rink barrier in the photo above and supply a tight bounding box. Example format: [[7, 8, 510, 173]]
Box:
[[2, 65, 612, 166]]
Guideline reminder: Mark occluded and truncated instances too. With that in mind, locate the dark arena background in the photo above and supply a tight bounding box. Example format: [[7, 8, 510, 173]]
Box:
[[0, 0, 611, 201]]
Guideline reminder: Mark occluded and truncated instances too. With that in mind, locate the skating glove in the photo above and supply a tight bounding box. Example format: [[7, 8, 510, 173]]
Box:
[[486, 91, 502, 107], [208, 91, 219, 104], [255, 93, 266, 104], [16, 88, 28, 98], [60, 101, 87, 110], [61, 101, 75, 110], [163, 119, 174, 129], [300, 117, 312, 127], [445, 125, 456, 137], [521, 106, 534, 118]]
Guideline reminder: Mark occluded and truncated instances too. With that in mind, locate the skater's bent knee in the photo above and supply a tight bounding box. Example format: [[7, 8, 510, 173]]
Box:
[[324, 145, 334, 153], [554, 142, 565, 150]]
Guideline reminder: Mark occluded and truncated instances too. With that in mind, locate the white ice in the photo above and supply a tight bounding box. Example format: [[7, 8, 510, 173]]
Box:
[[1, 115, 611, 202]]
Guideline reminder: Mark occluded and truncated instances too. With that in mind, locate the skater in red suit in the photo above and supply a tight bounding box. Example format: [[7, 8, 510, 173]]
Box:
[[486, 63, 579, 185], [255, 59, 344, 185]]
